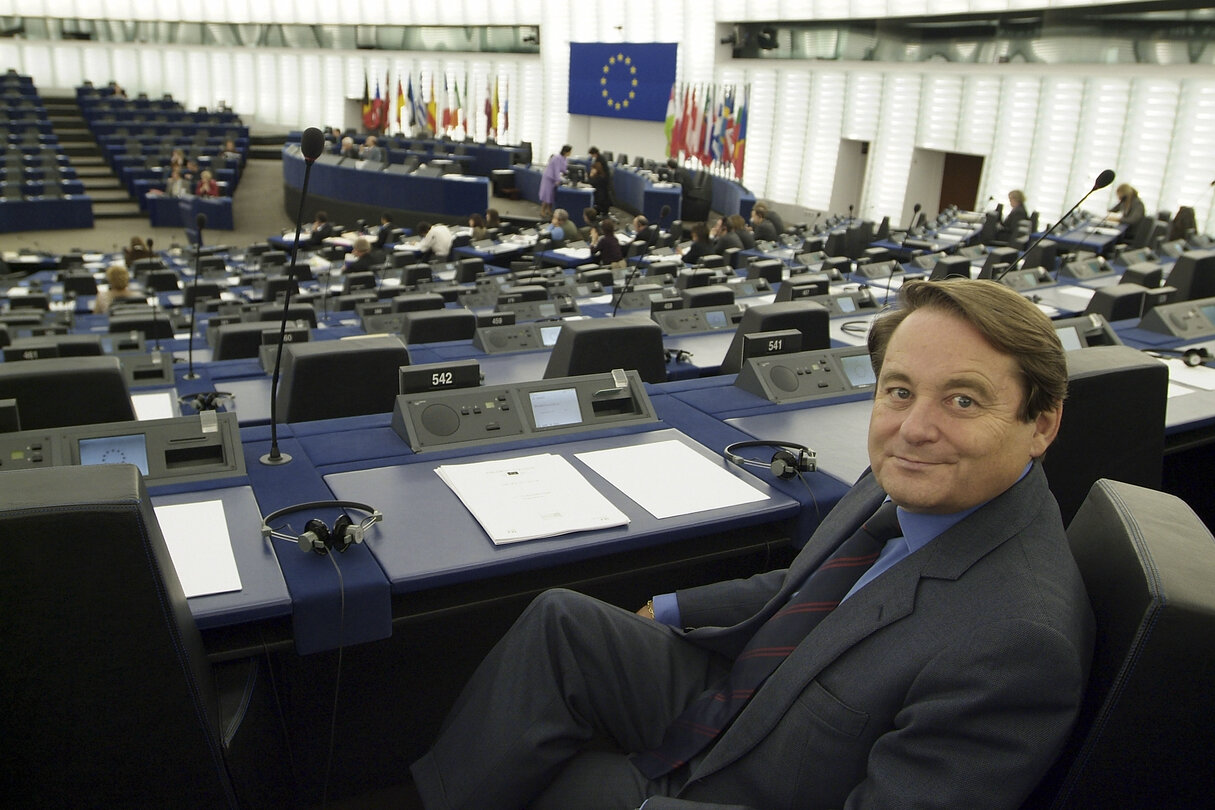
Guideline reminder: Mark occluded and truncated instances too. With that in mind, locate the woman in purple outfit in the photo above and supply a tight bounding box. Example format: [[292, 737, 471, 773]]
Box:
[[539, 144, 572, 220]]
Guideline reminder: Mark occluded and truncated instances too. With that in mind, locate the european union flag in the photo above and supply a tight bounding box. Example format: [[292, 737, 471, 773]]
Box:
[[569, 43, 678, 122]]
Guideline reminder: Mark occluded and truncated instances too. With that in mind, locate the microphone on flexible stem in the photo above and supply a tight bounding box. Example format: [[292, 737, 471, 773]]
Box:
[[899, 203, 921, 264], [848, 204, 854, 223], [261, 126, 325, 467], [997, 169, 1115, 283], [611, 261, 644, 317], [183, 213, 206, 379]]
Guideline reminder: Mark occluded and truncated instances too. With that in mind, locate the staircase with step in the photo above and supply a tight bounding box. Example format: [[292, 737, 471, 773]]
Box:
[[43, 94, 143, 221]]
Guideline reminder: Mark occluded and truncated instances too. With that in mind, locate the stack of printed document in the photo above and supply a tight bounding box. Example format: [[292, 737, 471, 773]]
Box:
[[436, 453, 629, 544]]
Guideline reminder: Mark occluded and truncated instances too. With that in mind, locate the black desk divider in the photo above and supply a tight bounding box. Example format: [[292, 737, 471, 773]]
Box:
[[392, 369, 656, 452], [0, 411, 245, 487], [496, 297, 580, 321], [735, 345, 877, 405]]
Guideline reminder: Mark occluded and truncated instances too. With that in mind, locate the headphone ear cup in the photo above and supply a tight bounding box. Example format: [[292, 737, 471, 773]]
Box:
[[302, 518, 331, 554], [770, 449, 799, 479], [331, 514, 354, 552]]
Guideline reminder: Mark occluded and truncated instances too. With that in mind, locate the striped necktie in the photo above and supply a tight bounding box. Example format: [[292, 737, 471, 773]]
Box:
[[634, 500, 902, 779]]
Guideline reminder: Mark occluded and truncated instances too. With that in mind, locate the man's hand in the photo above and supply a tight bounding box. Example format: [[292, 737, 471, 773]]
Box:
[[637, 600, 655, 620]]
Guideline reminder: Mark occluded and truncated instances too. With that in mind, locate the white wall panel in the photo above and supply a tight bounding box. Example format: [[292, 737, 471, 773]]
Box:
[[864, 73, 921, 222], [1119, 79, 1179, 220], [798, 70, 846, 211], [917, 74, 963, 153], [1026, 77, 1084, 224]]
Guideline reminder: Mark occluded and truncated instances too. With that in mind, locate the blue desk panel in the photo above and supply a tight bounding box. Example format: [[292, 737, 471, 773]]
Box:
[[324, 428, 801, 594], [147, 194, 234, 230], [605, 166, 682, 223], [282, 148, 489, 220], [512, 166, 595, 226], [0, 196, 93, 232]]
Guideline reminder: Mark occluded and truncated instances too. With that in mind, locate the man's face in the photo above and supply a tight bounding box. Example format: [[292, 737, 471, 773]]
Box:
[[868, 307, 1060, 514]]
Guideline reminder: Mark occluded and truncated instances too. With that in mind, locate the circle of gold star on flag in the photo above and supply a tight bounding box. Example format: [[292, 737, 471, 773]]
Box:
[[601, 54, 637, 110]]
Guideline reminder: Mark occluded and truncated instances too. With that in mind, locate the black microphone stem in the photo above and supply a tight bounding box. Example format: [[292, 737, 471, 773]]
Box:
[[263, 128, 325, 466], [184, 214, 205, 379]]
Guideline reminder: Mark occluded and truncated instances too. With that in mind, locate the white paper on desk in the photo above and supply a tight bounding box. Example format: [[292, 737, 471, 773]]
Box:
[[131, 391, 177, 421], [436, 453, 629, 544], [1162, 358, 1215, 391], [576, 439, 769, 520], [152, 500, 243, 598]]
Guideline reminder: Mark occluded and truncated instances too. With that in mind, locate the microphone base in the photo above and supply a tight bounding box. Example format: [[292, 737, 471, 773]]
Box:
[[259, 451, 293, 466], [182, 372, 202, 380]]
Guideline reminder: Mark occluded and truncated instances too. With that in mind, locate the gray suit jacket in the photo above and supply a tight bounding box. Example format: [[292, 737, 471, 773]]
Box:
[[650, 464, 1093, 810]]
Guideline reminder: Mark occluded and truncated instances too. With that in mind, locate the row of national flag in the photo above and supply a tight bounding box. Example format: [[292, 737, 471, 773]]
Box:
[[361, 71, 510, 139], [664, 82, 748, 180]]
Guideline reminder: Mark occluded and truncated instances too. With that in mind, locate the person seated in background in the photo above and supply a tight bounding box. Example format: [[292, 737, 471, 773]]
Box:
[[710, 216, 743, 254], [1109, 183, 1146, 229], [631, 215, 654, 246], [194, 169, 220, 198], [183, 159, 201, 186], [751, 205, 780, 243], [994, 189, 1028, 244], [753, 201, 785, 235], [1168, 205, 1197, 242], [681, 222, 713, 266], [163, 166, 189, 198], [579, 207, 599, 242], [589, 217, 625, 268], [167, 148, 186, 172], [549, 209, 580, 244], [123, 237, 152, 267], [220, 139, 242, 164], [375, 212, 397, 249], [346, 236, 377, 272], [468, 213, 488, 243], [410, 278, 1093, 810], [415, 221, 454, 261], [360, 135, 386, 163], [339, 136, 360, 160], [307, 211, 337, 246], [93, 264, 143, 314], [589, 155, 612, 216], [728, 213, 756, 250]]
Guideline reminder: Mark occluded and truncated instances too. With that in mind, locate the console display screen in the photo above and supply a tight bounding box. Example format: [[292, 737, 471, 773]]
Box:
[[79, 434, 150, 475], [705, 310, 728, 329], [840, 353, 876, 388], [540, 325, 563, 347], [1056, 325, 1084, 352], [530, 388, 582, 429], [837, 296, 856, 314]]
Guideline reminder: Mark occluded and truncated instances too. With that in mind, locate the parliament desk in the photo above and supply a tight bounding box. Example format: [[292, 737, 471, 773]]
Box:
[[601, 165, 683, 224], [1039, 220, 1127, 255], [511, 166, 595, 226], [0, 195, 93, 232], [146, 194, 235, 230], [281, 146, 491, 224]]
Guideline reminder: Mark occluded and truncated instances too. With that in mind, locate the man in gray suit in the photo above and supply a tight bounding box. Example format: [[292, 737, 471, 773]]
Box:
[[411, 279, 1094, 810]]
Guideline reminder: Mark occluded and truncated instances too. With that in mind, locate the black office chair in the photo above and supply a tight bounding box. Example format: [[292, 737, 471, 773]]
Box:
[[543, 316, 667, 384], [1022, 479, 1215, 809], [278, 335, 410, 423], [0, 464, 287, 808], [1042, 345, 1167, 527], [0, 355, 135, 429], [718, 301, 831, 375]]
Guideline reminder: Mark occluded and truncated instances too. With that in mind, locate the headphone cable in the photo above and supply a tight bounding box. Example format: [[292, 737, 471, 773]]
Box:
[[320, 551, 346, 810]]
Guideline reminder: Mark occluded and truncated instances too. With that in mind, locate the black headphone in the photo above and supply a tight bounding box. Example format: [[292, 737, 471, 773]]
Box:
[[178, 391, 234, 412], [260, 500, 383, 555], [724, 440, 817, 479], [1147, 347, 1211, 367]]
